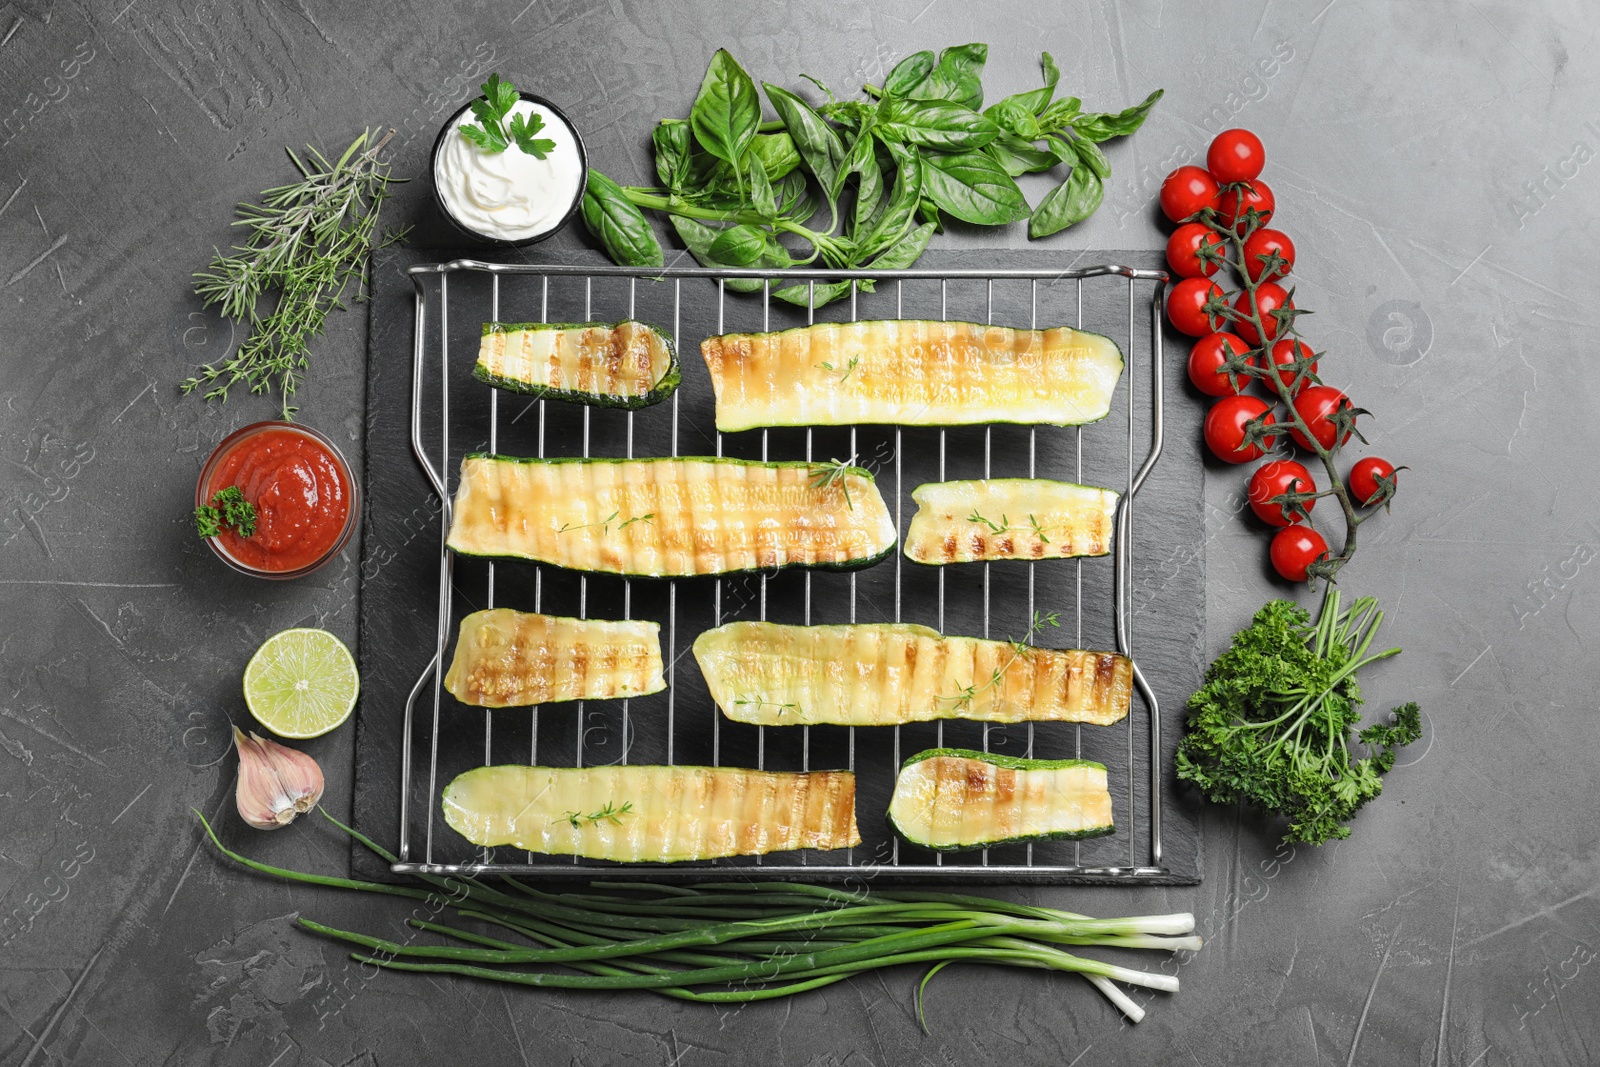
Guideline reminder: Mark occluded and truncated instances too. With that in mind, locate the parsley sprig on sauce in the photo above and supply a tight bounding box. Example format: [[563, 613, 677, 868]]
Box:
[[195, 486, 258, 539]]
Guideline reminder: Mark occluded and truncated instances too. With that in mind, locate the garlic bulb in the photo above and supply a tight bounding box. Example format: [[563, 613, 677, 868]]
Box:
[[233, 726, 325, 830]]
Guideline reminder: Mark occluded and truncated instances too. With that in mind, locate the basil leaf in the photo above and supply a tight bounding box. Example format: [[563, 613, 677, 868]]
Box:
[[772, 169, 811, 215], [984, 99, 1040, 140], [764, 83, 847, 201], [1028, 164, 1103, 239], [920, 150, 1030, 226], [877, 98, 1000, 152], [855, 154, 922, 259], [751, 131, 801, 181], [987, 132, 1058, 177], [708, 222, 769, 266], [1072, 88, 1163, 143], [918, 195, 943, 232], [833, 127, 876, 203], [883, 50, 936, 97], [671, 216, 776, 292], [1073, 136, 1110, 180], [691, 49, 761, 167], [1038, 96, 1082, 132], [773, 276, 877, 310], [747, 154, 775, 219], [866, 220, 935, 269], [652, 120, 692, 192], [848, 134, 884, 234], [1044, 134, 1077, 165], [910, 43, 987, 110], [581, 170, 662, 267]]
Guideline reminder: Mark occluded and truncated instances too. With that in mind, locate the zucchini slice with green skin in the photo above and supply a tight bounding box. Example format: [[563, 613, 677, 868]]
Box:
[[904, 478, 1118, 564], [701, 319, 1124, 431], [442, 764, 861, 862], [694, 621, 1131, 727], [888, 749, 1114, 850], [475, 321, 681, 409], [443, 608, 665, 708], [446, 455, 898, 577]]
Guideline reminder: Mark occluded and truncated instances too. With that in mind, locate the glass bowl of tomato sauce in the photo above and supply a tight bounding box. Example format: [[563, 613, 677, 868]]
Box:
[[196, 421, 359, 580]]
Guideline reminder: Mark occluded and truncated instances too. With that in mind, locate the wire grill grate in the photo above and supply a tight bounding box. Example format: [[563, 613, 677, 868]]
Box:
[[394, 261, 1169, 882]]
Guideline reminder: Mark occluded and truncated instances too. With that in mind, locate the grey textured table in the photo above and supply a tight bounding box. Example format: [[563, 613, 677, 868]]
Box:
[[0, 3, 1591, 1064]]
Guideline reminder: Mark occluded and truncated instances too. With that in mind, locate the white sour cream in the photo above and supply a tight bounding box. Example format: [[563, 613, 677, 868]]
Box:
[[434, 98, 585, 242]]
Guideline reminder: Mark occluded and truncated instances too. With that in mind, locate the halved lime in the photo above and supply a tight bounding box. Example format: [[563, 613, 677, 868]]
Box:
[[243, 628, 359, 739]]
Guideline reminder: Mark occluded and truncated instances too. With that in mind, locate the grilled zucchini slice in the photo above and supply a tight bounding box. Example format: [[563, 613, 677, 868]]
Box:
[[904, 478, 1118, 564], [701, 319, 1124, 431], [443, 608, 665, 708], [475, 321, 680, 409], [888, 749, 1114, 850], [442, 764, 861, 862], [694, 621, 1131, 727], [446, 455, 897, 577]]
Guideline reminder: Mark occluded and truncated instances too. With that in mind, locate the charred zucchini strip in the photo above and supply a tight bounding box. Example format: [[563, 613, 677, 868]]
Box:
[[904, 478, 1118, 564], [701, 319, 1124, 431], [694, 621, 1131, 726], [446, 455, 898, 577], [443, 608, 665, 708], [442, 764, 861, 862], [888, 749, 1114, 850], [476, 320, 680, 409]]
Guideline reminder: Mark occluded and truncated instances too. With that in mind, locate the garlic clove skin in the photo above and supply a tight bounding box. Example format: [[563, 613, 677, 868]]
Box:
[[233, 725, 326, 830]]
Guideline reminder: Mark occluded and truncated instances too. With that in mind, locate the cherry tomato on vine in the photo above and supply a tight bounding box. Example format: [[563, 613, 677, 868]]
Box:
[[1264, 338, 1317, 393], [1216, 179, 1275, 233], [1207, 129, 1266, 184], [1168, 277, 1225, 337], [1231, 282, 1292, 345], [1289, 385, 1356, 451], [1248, 459, 1317, 527], [1166, 222, 1225, 278], [1204, 394, 1274, 464], [1349, 456, 1399, 506], [1160, 166, 1221, 223], [1242, 227, 1295, 282], [1270, 525, 1328, 582], [1187, 332, 1252, 396]]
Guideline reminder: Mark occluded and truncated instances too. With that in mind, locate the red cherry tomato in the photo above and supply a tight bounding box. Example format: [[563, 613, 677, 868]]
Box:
[[1289, 385, 1355, 451], [1166, 222, 1225, 278], [1241, 228, 1295, 282], [1160, 166, 1221, 223], [1263, 339, 1317, 393], [1207, 129, 1266, 184], [1349, 456, 1399, 506], [1168, 277, 1224, 337], [1216, 179, 1275, 234], [1248, 459, 1316, 527], [1204, 394, 1274, 464], [1270, 525, 1329, 583], [1187, 332, 1251, 396], [1233, 282, 1292, 345]]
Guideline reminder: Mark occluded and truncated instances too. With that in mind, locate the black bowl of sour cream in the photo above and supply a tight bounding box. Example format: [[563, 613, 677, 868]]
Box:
[[431, 90, 588, 247]]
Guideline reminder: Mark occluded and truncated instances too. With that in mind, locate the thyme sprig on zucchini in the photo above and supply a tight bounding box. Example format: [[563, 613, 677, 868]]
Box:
[[198, 809, 1200, 1025], [581, 46, 1161, 306]]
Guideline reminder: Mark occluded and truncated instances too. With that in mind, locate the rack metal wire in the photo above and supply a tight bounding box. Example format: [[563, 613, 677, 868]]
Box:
[[393, 260, 1169, 882]]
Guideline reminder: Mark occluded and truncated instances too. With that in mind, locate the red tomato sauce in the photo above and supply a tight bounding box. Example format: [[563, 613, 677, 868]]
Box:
[[206, 428, 351, 572]]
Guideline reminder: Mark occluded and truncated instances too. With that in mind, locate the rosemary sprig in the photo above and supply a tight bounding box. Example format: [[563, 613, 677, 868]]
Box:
[[183, 128, 407, 419], [808, 455, 859, 511], [938, 609, 1063, 711], [562, 802, 635, 828]]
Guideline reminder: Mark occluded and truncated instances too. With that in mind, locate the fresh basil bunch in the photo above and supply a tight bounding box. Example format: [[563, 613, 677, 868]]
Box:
[[581, 45, 1161, 307]]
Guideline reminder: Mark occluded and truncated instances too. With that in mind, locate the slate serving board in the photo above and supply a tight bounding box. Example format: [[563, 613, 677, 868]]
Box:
[[352, 245, 1203, 884]]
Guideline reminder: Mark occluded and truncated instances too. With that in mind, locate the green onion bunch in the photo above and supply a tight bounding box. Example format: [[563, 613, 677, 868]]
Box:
[[201, 811, 1199, 1026]]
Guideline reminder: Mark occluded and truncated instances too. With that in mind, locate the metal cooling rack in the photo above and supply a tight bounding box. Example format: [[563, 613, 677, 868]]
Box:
[[393, 260, 1169, 882]]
